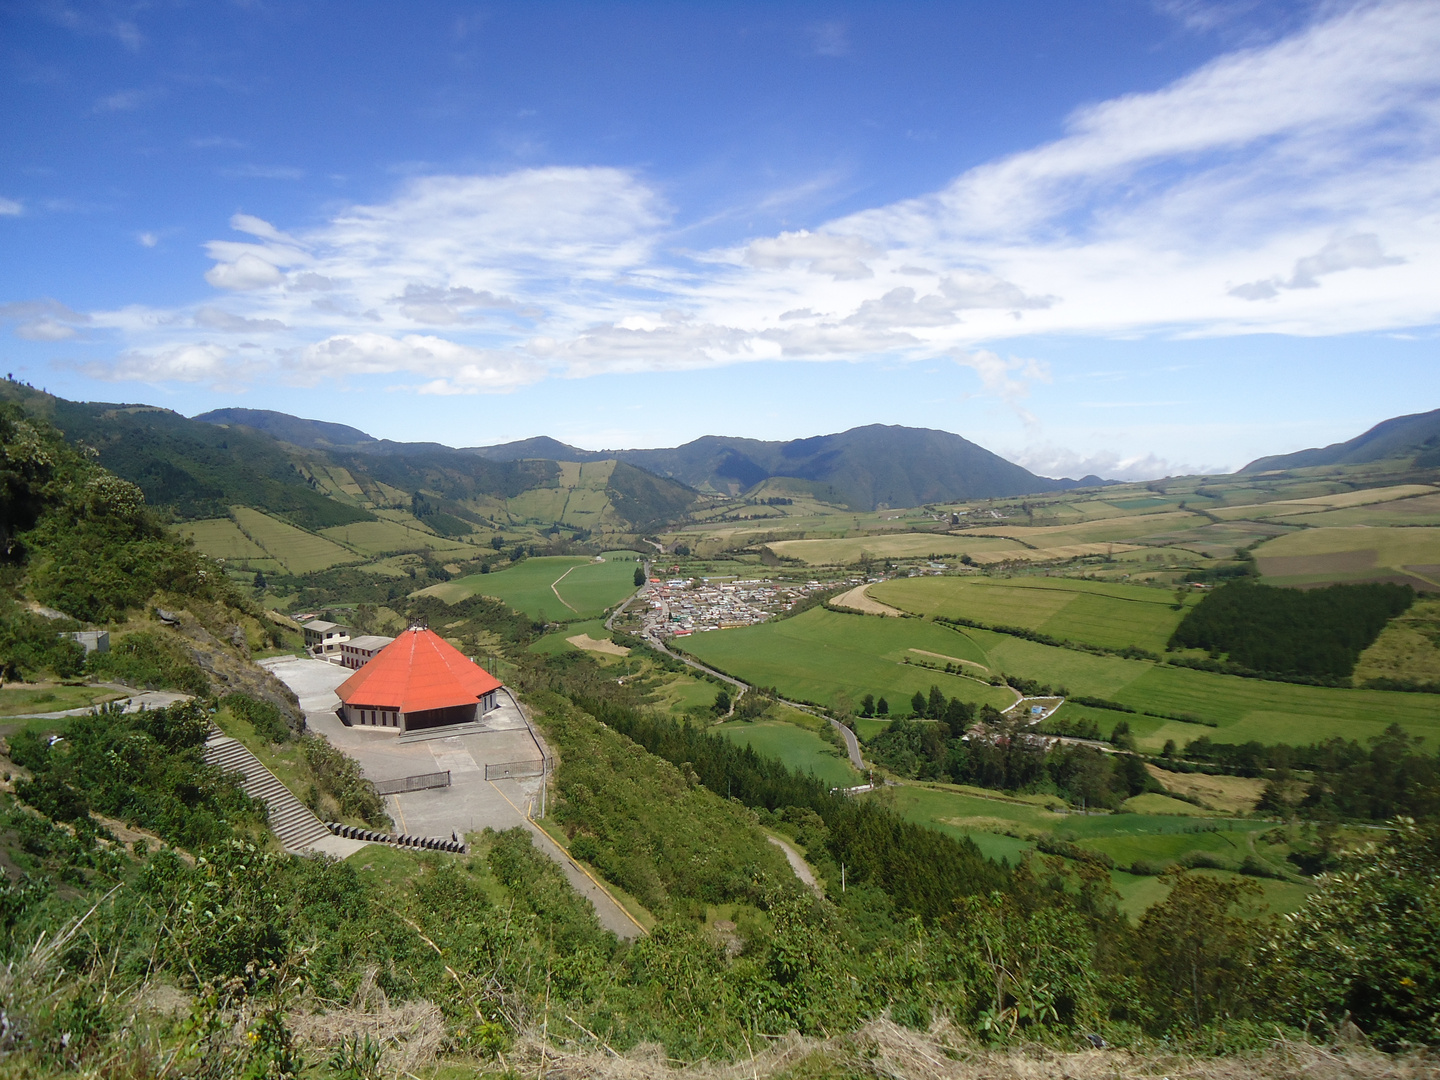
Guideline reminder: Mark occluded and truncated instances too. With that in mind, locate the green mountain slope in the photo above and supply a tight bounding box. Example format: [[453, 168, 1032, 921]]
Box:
[[1, 384, 372, 529], [1241, 407, 1440, 473]]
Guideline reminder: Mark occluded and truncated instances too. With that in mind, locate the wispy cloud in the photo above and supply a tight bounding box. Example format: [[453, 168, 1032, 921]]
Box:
[[55, 1, 1440, 399], [0, 198, 21, 216], [0, 299, 91, 341]]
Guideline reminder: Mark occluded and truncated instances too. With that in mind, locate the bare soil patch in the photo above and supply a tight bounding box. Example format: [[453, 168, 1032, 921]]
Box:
[[832, 584, 904, 617], [909, 648, 988, 671], [567, 634, 631, 656]]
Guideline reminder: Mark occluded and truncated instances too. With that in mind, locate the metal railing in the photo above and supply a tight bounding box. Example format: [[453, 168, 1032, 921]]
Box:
[[372, 770, 451, 795], [484, 758, 549, 781]]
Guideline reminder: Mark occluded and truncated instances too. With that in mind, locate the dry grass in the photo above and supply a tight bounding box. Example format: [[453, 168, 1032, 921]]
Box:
[[833, 584, 904, 617], [1146, 765, 1268, 815], [483, 1017, 1435, 1080], [289, 968, 446, 1074]]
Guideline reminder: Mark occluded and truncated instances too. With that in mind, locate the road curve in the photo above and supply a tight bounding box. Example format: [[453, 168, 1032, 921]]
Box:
[[830, 719, 864, 771]]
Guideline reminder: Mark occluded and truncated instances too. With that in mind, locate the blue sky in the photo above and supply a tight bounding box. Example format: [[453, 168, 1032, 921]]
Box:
[[2, 1, 1437, 478]]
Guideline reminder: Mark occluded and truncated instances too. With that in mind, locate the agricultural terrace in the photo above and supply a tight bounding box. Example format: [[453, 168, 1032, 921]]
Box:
[[230, 506, 361, 574], [678, 606, 1017, 713], [506, 461, 617, 530], [417, 552, 642, 621], [714, 718, 862, 788], [868, 576, 1202, 654], [1251, 525, 1440, 589]]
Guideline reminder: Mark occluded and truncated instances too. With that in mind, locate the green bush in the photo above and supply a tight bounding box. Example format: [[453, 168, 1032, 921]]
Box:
[[222, 692, 291, 743], [85, 629, 209, 695]]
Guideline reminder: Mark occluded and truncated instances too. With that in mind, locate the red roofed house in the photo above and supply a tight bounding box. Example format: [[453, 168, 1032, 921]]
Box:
[[335, 626, 502, 732]]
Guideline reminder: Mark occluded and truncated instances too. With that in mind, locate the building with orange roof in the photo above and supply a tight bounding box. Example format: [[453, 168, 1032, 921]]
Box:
[[335, 626, 503, 732]]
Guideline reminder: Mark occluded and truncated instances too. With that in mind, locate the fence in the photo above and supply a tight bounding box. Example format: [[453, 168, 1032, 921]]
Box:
[[485, 757, 550, 781], [372, 770, 451, 796]]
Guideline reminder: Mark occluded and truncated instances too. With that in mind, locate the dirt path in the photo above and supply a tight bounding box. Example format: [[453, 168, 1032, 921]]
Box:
[[549, 566, 580, 612], [908, 648, 988, 671], [767, 835, 822, 896], [567, 634, 629, 656], [831, 584, 903, 617]]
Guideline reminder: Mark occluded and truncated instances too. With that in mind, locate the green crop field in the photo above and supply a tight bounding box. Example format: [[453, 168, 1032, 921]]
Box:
[[318, 518, 472, 556], [679, 607, 1016, 713], [715, 719, 861, 788], [230, 506, 361, 574], [176, 517, 271, 563], [418, 553, 639, 621], [870, 576, 1199, 653], [968, 626, 1440, 749]]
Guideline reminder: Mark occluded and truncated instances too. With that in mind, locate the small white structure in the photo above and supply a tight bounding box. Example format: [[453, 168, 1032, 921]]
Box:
[[303, 620, 350, 659], [67, 630, 110, 655], [341, 634, 394, 670]]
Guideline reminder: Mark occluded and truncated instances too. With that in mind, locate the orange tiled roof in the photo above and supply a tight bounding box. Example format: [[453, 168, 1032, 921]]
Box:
[[336, 627, 502, 714]]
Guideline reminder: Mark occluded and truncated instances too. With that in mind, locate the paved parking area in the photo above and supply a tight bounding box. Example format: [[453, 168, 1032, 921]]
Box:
[[260, 656, 642, 938]]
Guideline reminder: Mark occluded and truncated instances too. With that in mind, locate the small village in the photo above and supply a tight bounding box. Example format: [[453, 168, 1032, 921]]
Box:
[[641, 575, 858, 637]]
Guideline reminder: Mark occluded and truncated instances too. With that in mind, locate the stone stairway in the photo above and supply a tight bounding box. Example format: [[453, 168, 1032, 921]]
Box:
[[204, 734, 332, 852]]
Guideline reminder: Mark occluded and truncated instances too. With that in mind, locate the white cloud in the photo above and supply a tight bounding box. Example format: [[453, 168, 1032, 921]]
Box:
[[1230, 232, 1406, 299], [745, 230, 879, 280], [205, 253, 285, 290], [0, 198, 21, 216], [301, 333, 542, 392], [809, 21, 850, 57], [94, 88, 156, 112], [137, 232, 157, 248], [67, 2, 1440, 400], [90, 343, 240, 384], [0, 298, 91, 341], [194, 307, 288, 332]]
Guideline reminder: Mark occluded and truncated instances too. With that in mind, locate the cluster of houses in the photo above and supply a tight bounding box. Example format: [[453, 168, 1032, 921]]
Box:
[[643, 577, 853, 638]]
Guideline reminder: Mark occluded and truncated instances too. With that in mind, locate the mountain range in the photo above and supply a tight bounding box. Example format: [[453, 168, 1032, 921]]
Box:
[[199, 408, 1113, 510]]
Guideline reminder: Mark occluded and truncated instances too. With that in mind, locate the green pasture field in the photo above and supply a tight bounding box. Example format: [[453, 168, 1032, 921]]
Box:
[[230, 506, 360, 574], [1271, 491, 1440, 528], [970, 627, 1440, 750], [175, 517, 270, 562], [982, 510, 1201, 548], [319, 519, 472, 556], [419, 553, 638, 621], [1355, 597, 1440, 685], [715, 719, 861, 788], [679, 607, 1017, 713], [654, 673, 721, 713], [0, 685, 128, 718], [869, 576, 1199, 653]]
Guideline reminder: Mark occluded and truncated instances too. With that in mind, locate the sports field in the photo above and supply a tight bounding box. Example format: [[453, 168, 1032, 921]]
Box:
[[418, 552, 640, 620], [715, 719, 861, 788], [231, 507, 360, 574], [869, 576, 1199, 653], [679, 607, 1016, 713]]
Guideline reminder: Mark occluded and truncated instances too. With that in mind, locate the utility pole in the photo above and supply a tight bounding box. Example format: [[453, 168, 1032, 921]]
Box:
[[841, 863, 846, 892]]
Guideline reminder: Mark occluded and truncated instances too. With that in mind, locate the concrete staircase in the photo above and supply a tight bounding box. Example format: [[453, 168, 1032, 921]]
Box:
[[204, 734, 332, 852]]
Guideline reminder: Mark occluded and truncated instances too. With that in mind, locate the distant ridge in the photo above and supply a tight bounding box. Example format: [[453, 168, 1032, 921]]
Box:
[[196, 408, 378, 449], [1241, 407, 1440, 473], [474, 423, 1117, 509]]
